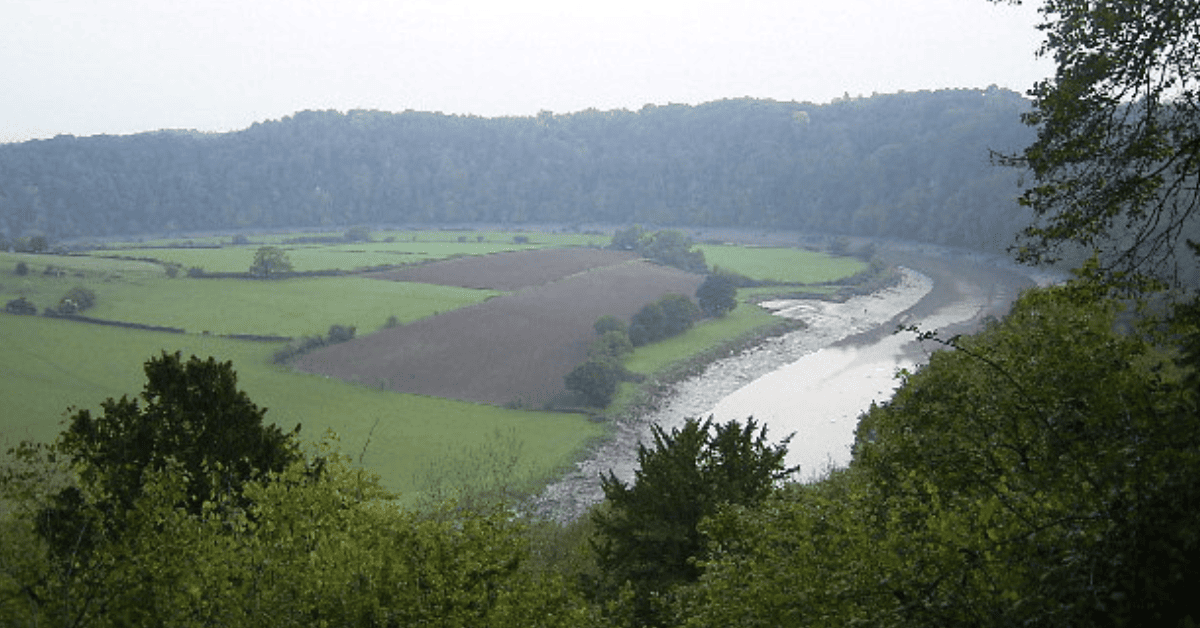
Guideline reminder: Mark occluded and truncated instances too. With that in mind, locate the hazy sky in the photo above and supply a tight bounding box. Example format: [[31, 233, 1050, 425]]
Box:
[[2, 0, 1052, 143]]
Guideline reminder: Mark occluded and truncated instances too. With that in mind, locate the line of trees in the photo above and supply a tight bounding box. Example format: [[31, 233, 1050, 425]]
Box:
[[0, 89, 1035, 252]]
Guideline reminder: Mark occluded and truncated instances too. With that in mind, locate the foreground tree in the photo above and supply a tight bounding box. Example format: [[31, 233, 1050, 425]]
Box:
[[591, 417, 794, 626], [37, 352, 301, 559], [680, 283, 1200, 627], [993, 0, 1200, 283]]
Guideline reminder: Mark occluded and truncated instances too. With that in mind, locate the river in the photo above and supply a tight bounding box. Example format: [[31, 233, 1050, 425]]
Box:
[[532, 247, 1048, 521]]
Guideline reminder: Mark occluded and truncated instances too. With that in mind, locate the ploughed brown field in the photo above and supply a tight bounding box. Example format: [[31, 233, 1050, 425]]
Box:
[[294, 248, 705, 407]]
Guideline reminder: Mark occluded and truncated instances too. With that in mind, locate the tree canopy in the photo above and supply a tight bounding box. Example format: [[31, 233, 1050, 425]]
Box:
[[995, 0, 1200, 284], [37, 352, 301, 559], [0, 90, 1034, 252]]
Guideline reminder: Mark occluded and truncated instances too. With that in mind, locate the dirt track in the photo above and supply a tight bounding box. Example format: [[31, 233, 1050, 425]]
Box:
[[295, 249, 704, 407]]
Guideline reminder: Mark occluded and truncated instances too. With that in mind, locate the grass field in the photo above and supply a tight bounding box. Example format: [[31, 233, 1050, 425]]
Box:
[[2, 233, 872, 499], [0, 314, 602, 497], [699, 244, 867, 284]]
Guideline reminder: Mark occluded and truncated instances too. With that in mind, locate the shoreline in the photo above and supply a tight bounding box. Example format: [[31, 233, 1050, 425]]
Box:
[[531, 265, 939, 521]]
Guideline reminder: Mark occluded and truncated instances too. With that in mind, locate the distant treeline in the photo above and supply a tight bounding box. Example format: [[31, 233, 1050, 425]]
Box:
[[0, 88, 1034, 251]]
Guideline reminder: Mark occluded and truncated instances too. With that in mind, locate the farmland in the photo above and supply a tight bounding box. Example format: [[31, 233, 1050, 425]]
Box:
[[1, 231, 868, 497]]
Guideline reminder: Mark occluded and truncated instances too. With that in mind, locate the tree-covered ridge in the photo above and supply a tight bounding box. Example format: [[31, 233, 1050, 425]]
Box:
[[0, 89, 1033, 250]]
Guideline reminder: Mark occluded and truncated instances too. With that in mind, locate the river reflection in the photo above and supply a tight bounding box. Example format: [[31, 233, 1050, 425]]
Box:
[[711, 334, 918, 480]]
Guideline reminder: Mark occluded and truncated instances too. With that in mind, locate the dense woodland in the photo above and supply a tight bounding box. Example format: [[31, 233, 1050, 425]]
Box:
[[0, 88, 1033, 250]]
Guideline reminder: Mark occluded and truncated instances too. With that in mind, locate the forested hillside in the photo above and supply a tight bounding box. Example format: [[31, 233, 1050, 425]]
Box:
[[0, 88, 1033, 250]]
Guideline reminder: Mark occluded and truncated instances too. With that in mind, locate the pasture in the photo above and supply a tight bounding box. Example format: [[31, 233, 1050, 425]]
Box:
[[1, 232, 873, 498]]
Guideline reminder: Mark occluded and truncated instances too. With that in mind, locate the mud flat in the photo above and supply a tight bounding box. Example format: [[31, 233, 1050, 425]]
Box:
[[532, 250, 1040, 521]]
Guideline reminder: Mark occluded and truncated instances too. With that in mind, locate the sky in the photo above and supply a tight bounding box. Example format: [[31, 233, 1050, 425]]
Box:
[[1, 0, 1053, 144]]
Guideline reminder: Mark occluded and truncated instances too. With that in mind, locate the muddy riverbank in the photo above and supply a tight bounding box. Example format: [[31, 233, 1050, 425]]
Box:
[[531, 246, 1042, 522]]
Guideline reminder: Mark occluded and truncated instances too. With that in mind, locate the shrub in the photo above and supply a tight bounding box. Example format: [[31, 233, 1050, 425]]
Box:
[[593, 314, 627, 336], [564, 360, 620, 407], [4, 297, 37, 315], [14, 261, 28, 276], [187, 266, 206, 278]]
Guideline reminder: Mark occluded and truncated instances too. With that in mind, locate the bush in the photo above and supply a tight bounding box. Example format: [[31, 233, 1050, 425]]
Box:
[[589, 331, 633, 362], [14, 261, 28, 276], [629, 294, 699, 346], [187, 266, 206, 278], [564, 360, 620, 407], [593, 314, 627, 336], [52, 286, 97, 314], [4, 297, 37, 315]]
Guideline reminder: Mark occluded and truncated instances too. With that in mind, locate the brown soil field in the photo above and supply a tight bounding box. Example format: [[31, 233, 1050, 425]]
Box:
[[366, 248, 641, 290], [296, 248, 704, 408]]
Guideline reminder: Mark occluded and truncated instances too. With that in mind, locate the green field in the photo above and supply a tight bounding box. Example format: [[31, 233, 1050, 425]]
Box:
[[0, 314, 602, 498], [2, 233, 871, 499], [699, 244, 867, 284]]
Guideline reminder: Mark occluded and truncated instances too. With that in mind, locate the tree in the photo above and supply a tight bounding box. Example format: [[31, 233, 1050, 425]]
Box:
[[37, 352, 301, 559], [589, 330, 633, 363], [993, 0, 1200, 284], [590, 417, 794, 625], [249, 245, 293, 278], [695, 273, 738, 318], [593, 314, 627, 336], [679, 284, 1200, 627], [628, 301, 666, 347], [564, 359, 620, 407]]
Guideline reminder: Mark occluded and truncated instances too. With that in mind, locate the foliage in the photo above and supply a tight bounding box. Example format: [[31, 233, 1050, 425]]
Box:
[[38, 351, 301, 559], [589, 330, 634, 363], [609, 227, 707, 273], [248, 245, 293, 278], [629, 294, 700, 346], [695, 273, 738, 317], [3, 437, 589, 628], [0, 92, 1034, 252], [55, 285, 96, 314], [679, 284, 1200, 627], [272, 323, 357, 363], [993, 0, 1200, 284], [593, 314, 627, 336], [565, 359, 620, 407], [4, 297, 37, 315], [14, 261, 28, 276], [591, 417, 794, 625]]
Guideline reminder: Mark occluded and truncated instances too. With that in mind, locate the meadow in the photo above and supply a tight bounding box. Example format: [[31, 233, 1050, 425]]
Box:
[[1, 232, 869, 498]]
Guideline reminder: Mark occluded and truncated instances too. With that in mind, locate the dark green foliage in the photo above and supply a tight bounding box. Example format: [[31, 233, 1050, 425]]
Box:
[[564, 359, 620, 407], [609, 228, 708, 273], [271, 323, 358, 363], [248, 245, 292, 278], [695, 273, 738, 318], [591, 417, 794, 625], [0, 92, 1034, 251], [14, 261, 28, 275], [4, 297, 37, 315], [680, 285, 1200, 628], [629, 293, 699, 346], [589, 330, 633, 363], [38, 352, 300, 558], [992, 0, 1200, 283], [325, 323, 356, 343], [56, 285, 96, 314], [593, 314, 627, 336]]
